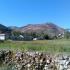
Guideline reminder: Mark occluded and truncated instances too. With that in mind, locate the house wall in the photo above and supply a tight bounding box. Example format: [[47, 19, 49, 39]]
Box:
[[0, 34, 5, 40]]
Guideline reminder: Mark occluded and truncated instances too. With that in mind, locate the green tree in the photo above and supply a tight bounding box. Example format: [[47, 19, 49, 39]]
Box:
[[64, 30, 70, 39], [43, 34, 50, 39]]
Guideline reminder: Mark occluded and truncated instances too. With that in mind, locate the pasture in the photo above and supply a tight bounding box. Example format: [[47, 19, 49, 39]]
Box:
[[0, 39, 70, 53]]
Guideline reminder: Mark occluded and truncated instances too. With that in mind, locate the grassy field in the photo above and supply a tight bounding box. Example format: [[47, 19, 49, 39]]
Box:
[[0, 39, 70, 53]]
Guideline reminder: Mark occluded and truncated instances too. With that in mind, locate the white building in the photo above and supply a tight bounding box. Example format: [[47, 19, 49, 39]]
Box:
[[33, 38, 37, 40], [0, 34, 5, 41]]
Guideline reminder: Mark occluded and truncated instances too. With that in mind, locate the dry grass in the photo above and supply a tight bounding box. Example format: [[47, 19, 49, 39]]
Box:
[[0, 39, 70, 53]]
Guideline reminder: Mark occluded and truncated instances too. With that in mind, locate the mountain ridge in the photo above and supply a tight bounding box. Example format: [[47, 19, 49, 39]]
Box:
[[0, 23, 65, 37], [18, 23, 64, 35], [0, 24, 11, 33]]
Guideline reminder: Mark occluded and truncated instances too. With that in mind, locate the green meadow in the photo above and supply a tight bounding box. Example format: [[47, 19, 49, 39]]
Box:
[[0, 39, 70, 53]]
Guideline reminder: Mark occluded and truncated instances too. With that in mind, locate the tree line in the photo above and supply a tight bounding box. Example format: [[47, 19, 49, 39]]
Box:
[[9, 29, 70, 41]]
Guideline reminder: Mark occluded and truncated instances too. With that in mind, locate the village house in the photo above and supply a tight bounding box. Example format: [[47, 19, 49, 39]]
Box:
[[33, 38, 37, 40], [0, 34, 5, 41]]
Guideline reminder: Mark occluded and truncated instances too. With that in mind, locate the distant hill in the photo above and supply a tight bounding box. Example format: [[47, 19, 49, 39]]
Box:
[[8, 26, 19, 31], [0, 23, 65, 38], [0, 24, 11, 33], [17, 23, 64, 37]]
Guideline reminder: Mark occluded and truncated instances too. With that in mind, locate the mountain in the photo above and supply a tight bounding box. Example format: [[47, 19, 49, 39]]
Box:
[[8, 26, 19, 30], [0, 23, 65, 39], [0, 24, 11, 33], [18, 23, 64, 37]]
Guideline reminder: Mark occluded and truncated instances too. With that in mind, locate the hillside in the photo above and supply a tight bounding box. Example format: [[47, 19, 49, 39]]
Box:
[[17, 23, 64, 37], [0, 24, 11, 33], [0, 23, 65, 38]]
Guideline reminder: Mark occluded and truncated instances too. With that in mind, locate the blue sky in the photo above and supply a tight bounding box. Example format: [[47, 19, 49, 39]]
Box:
[[0, 0, 70, 28]]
